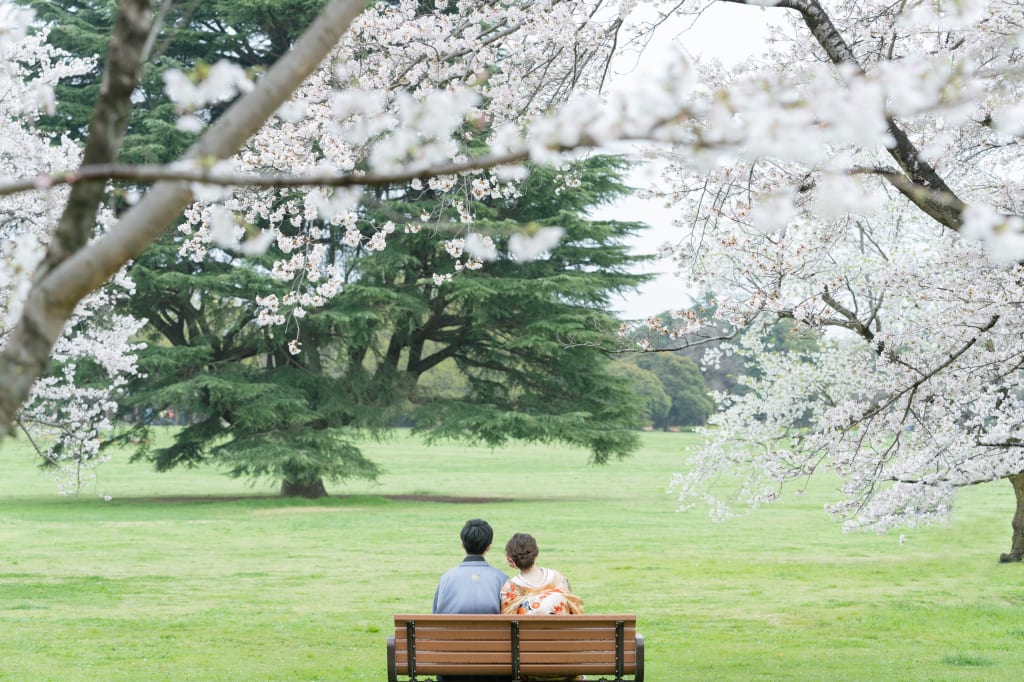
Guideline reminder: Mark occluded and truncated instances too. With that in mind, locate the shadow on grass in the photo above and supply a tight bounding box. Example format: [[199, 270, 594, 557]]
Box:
[[943, 653, 994, 667]]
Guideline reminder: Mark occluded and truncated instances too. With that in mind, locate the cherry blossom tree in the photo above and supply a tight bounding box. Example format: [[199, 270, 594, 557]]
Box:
[[642, 0, 1024, 560], [0, 0, 373, 442]]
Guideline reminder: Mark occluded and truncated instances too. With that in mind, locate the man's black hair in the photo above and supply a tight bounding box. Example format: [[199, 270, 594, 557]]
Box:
[[460, 518, 494, 555]]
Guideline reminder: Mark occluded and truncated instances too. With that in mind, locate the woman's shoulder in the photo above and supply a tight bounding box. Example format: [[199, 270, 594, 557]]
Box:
[[543, 567, 568, 582]]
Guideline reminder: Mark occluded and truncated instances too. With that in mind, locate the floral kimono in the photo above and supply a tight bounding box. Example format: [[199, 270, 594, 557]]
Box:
[[499, 567, 584, 616]]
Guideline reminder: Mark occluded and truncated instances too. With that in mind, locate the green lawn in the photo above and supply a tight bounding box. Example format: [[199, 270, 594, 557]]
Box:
[[1, 429, 1023, 680]]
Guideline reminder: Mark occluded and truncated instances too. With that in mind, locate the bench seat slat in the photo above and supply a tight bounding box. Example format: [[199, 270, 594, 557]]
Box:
[[395, 632, 636, 646], [406, 664, 515, 675], [521, 640, 637, 652], [520, 632, 637, 642], [409, 663, 635, 675], [395, 648, 638, 660], [405, 651, 516, 659], [394, 645, 636, 656], [394, 628, 511, 641], [522, 653, 637, 666]]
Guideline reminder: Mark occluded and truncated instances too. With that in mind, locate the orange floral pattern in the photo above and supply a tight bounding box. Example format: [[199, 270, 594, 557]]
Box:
[[499, 567, 583, 616]]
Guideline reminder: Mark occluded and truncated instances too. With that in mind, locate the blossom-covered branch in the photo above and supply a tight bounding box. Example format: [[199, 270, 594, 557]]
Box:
[[0, 0, 369, 439]]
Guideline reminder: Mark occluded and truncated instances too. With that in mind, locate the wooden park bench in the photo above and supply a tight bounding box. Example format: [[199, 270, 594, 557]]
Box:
[[387, 614, 644, 682]]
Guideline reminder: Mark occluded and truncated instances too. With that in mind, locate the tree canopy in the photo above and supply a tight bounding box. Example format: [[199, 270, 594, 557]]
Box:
[[620, 353, 713, 429]]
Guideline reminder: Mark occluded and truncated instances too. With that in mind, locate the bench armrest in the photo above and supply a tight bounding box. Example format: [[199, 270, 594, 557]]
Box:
[[636, 634, 645, 682], [387, 635, 397, 682]]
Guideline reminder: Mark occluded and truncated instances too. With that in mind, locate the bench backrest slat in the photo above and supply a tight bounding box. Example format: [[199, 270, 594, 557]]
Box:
[[391, 614, 639, 677]]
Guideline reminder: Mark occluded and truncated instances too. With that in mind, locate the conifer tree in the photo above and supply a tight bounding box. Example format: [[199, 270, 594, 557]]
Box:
[[23, 1, 649, 496]]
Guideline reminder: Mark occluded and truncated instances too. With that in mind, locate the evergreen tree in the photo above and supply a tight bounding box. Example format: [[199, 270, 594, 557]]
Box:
[[126, 156, 649, 495]]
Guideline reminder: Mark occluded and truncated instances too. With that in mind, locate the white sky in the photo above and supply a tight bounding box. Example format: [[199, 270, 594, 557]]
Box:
[[597, 4, 776, 319]]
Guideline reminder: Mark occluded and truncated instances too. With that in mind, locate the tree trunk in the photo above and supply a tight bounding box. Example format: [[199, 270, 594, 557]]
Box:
[[999, 473, 1024, 563], [280, 479, 329, 498]]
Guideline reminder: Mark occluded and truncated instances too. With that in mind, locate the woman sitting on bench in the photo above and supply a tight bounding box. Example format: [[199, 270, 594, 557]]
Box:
[[500, 533, 583, 616]]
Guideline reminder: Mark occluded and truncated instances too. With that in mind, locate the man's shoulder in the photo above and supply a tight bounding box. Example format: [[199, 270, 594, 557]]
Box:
[[441, 562, 466, 574], [481, 563, 508, 582], [442, 561, 506, 579]]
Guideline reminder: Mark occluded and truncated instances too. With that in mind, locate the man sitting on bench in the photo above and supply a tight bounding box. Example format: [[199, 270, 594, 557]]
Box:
[[433, 518, 511, 682]]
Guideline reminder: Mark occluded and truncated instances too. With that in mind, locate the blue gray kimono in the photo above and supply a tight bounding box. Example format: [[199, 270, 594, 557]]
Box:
[[432, 554, 507, 614]]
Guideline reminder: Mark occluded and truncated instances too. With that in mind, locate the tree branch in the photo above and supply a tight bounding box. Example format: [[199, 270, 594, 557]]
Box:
[[0, 150, 531, 197], [851, 314, 1000, 428], [849, 166, 969, 216], [721, 0, 969, 231], [46, 0, 154, 260], [0, 0, 155, 439]]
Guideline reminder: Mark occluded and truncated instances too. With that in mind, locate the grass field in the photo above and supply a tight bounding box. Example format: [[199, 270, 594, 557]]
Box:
[[2, 429, 1024, 681]]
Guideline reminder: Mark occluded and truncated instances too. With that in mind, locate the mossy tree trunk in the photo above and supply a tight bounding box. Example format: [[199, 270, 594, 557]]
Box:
[[999, 473, 1024, 563]]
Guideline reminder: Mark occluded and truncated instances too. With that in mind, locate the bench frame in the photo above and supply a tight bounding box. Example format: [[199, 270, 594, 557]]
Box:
[[386, 614, 644, 682]]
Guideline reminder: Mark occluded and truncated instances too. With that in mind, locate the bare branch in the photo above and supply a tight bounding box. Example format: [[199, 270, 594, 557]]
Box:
[[820, 287, 877, 345], [0, 151, 530, 197], [0, 126, 687, 199], [15, 418, 60, 466]]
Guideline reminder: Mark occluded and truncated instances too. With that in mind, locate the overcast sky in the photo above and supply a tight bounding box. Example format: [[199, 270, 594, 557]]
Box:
[[597, 3, 776, 319]]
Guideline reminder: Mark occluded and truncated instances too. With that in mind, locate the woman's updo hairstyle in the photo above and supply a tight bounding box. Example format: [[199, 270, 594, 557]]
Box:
[[505, 532, 540, 570]]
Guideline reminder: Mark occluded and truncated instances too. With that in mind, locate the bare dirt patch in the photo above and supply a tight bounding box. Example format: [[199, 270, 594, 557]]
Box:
[[108, 494, 513, 505], [379, 494, 512, 504]]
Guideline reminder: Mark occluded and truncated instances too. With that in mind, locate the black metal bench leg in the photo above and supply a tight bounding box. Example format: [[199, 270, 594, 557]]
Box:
[[511, 620, 521, 682], [407, 621, 417, 681], [614, 620, 625, 682], [635, 634, 645, 682], [387, 636, 398, 682]]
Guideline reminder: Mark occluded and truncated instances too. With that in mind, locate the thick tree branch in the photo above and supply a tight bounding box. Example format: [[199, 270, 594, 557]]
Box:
[[721, 0, 968, 231], [849, 166, 968, 215], [0, 0, 155, 440]]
